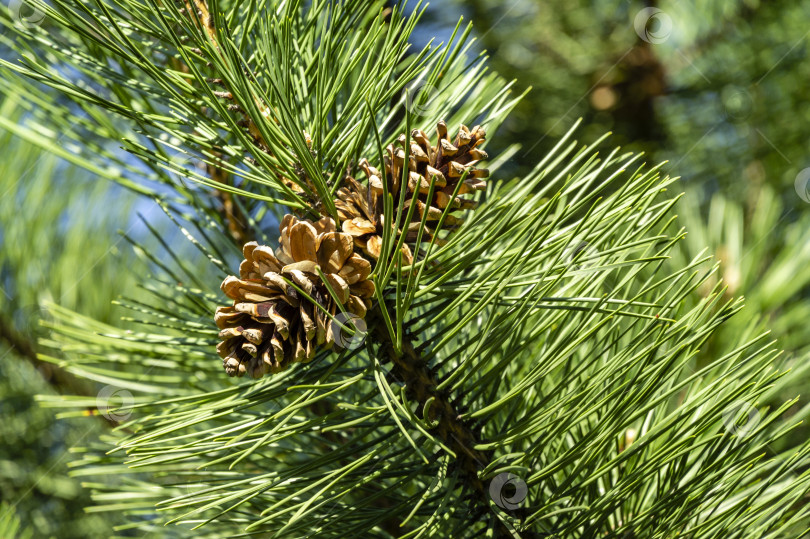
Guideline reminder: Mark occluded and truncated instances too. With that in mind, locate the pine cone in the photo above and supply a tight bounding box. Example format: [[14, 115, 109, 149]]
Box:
[[336, 121, 488, 262], [215, 215, 375, 378]]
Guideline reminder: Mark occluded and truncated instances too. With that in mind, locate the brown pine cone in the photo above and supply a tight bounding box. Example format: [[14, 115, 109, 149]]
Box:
[[335, 121, 488, 262], [215, 215, 374, 378]]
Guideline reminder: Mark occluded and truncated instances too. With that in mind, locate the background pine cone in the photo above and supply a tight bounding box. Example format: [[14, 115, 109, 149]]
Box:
[[336, 121, 489, 263], [215, 215, 374, 378]]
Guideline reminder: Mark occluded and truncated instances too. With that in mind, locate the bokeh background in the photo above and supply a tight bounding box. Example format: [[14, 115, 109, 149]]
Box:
[[2, 0, 810, 535]]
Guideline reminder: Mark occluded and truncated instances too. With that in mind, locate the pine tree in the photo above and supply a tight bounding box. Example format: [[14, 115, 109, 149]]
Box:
[[2, 0, 810, 536]]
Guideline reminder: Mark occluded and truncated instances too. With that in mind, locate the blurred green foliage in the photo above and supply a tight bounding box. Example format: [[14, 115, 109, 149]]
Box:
[[464, 0, 810, 209], [672, 187, 810, 356], [0, 501, 32, 539], [0, 97, 150, 537], [0, 352, 107, 538]]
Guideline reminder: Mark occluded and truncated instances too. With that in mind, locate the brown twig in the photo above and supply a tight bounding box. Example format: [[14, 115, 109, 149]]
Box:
[[184, 0, 271, 152], [0, 314, 94, 398], [183, 0, 319, 214]]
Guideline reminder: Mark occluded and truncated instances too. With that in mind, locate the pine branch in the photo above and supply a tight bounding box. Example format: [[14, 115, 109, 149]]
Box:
[[4, 0, 810, 535], [185, 0, 274, 151], [369, 302, 504, 532], [177, 0, 313, 230], [27, 128, 810, 535], [182, 0, 323, 210]]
